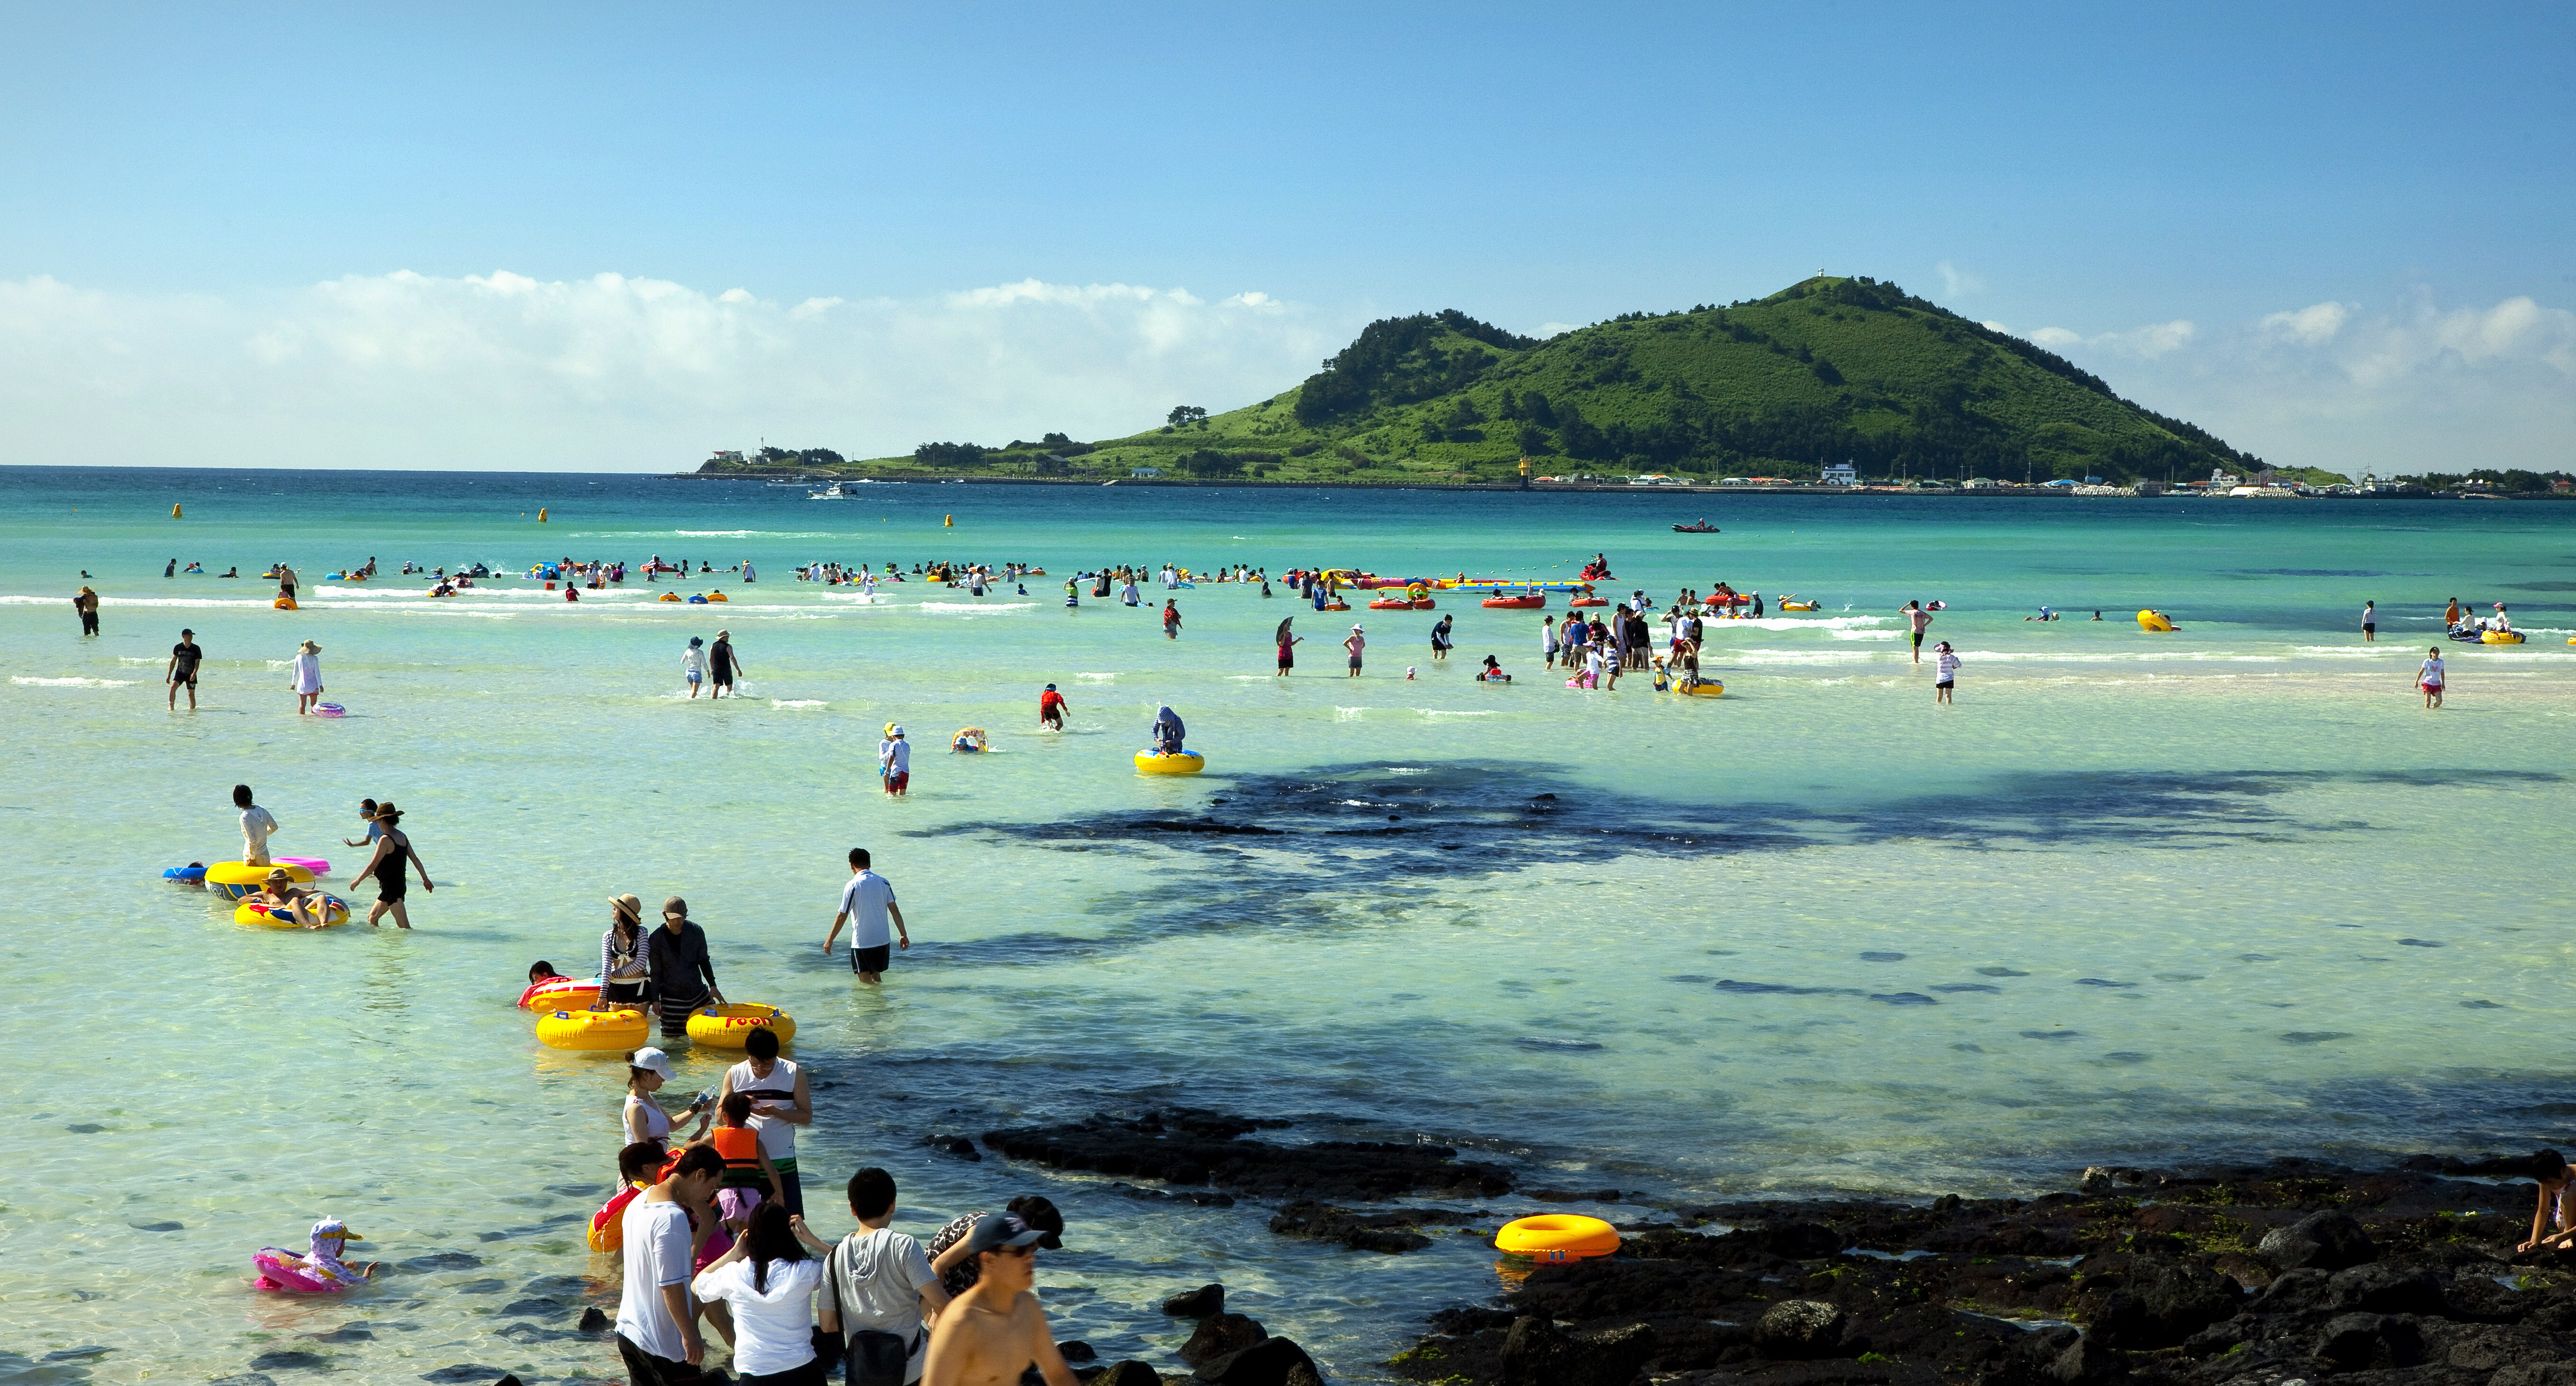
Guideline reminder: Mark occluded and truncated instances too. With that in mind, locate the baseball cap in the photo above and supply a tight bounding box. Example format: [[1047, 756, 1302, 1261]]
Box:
[[965, 1211, 1049, 1255], [628, 1047, 676, 1080]]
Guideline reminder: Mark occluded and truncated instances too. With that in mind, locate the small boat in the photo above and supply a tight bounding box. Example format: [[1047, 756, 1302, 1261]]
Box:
[[1672, 522, 1720, 533], [809, 482, 852, 500]]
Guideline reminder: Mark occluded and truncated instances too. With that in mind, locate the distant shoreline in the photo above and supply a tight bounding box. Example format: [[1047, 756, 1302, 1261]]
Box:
[[662, 472, 2566, 500]]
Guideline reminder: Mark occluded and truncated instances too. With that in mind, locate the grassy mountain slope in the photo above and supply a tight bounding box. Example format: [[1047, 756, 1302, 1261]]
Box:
[[1077, 277, 2257, 484], [718, 276, 2259, 484]]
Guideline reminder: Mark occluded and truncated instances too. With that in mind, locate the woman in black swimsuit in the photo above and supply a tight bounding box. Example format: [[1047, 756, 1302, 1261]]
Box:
[[357, 802, 434, 929]]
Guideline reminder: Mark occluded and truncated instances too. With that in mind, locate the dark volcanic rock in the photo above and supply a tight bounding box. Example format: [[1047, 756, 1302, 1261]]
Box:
[[1164, 1283, 1227, 1317], [1531, 1189, 1623, 1204], [2088, 1256, 2242, 1349], [1182, 1313, 1269, 1365], [1269, 1202, 1441, 1253], [1197, 1336, 1320, 1386], [981, 1107, 1511, 1201], [1062, 1341, 1099, 1362], [1754, 1300, 1848, 1357], [2329, 1262, 2444, 1314], [1390, 1155, 2553, 1386], [2315, 1311, 2426, 1369], [1087, 1364, 1164, 1386], [2257, 1209, 2377, 1271], [577, 1305, 610, 1331], [928, 1133, 983, 1161], [1502, 1316, 1657, 1386], [2044, 1338, 2130, 1385]]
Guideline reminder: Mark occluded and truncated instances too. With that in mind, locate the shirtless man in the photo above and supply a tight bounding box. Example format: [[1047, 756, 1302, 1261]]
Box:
[[920, 1214, 1080, 1386]]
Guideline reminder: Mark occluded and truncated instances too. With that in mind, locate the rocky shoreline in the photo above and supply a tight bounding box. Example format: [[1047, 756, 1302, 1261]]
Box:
[[1383, 1155, 2576, 1386], [970, 1110, 2576, 1386]]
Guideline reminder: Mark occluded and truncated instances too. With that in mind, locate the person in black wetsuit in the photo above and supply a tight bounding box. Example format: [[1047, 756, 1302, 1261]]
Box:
[[708, 630, 743, 698], [356, 802, 433, 929]]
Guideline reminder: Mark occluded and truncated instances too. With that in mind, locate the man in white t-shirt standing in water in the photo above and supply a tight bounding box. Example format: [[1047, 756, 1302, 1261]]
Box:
[[235, 783, 279, 866], [717, 1026, 811, 1219], [824, 847, 912, 985]]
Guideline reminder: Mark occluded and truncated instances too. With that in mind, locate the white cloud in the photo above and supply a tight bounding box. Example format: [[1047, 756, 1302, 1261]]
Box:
[[1936, 260, 1984, 299], [2001, 319, 2196, 359], [0, 271, 1343, 469], [2259, 301, 2350, 346], [2087, 289, 2576, 475]]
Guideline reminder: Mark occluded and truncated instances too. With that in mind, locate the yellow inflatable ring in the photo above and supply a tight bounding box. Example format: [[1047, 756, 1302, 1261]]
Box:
[[2137, 610, 2176, 632], [2482, 630, 2525, 645], [535, 1007, 649, 1052], [1136, 751, 1206, 775], [687, 1003, 796, 1048], [206, 861, 314, 900], [1678, 679, 1726, 698], [235, 895, 348, 928], [207, 861, 313, 886], [1495, 1214, 1620, 1262], [658, 592, 681, 602]]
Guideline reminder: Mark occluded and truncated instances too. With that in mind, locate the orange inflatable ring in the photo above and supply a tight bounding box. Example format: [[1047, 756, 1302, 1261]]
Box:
[[1495, 1213, 1620, 1262]]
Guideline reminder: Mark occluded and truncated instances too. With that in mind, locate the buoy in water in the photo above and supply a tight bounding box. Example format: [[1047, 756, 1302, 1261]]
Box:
[[538, 507, 548, 523], [944, 514, 953, 527], [172, 503, 183, 519]]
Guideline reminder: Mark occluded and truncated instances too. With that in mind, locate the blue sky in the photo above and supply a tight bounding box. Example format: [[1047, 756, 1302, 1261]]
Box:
[[2, 2, 2568, 472]]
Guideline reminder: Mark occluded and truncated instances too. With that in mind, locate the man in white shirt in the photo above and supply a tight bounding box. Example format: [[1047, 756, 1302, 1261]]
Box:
[[616, 1143, 725, 1382], [234, 784, 278, 866], [823, 847, 912, 984], [822, 1166, 952, 1385]]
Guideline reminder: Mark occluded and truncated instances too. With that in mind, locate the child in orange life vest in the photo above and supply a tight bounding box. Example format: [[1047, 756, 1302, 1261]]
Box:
[[709, 1092, 782, 1236]]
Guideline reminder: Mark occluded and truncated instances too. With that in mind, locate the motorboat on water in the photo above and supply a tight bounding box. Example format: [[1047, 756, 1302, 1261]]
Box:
[[810, 482, 852, 499]]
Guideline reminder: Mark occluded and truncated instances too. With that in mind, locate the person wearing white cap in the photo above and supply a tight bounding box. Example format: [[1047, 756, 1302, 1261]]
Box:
[[622, 1046, 710, 1156], [1343, 624, 1365, 678], [879, 724, 910, 797]]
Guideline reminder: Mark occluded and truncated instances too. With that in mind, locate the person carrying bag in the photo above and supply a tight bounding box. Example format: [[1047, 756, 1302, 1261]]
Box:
[[819, 1168, 950, 1386]]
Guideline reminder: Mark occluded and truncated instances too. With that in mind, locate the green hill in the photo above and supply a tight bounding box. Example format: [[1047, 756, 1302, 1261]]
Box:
[[715, 276, 2263, 484]]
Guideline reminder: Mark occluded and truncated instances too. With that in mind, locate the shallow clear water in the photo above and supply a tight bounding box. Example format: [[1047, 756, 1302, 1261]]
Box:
[[5, 468, 2573, 1383]]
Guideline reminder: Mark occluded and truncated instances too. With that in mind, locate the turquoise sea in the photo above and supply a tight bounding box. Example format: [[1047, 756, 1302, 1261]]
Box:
[[5, 466, 2573, 1384]]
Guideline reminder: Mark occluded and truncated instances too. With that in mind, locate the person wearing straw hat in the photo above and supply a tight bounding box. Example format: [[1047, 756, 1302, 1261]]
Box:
[[291, 639, 324, 715], [354, 802, 432, 928], [709, 629, 743, 698], [602, 894, 653, 1009]]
